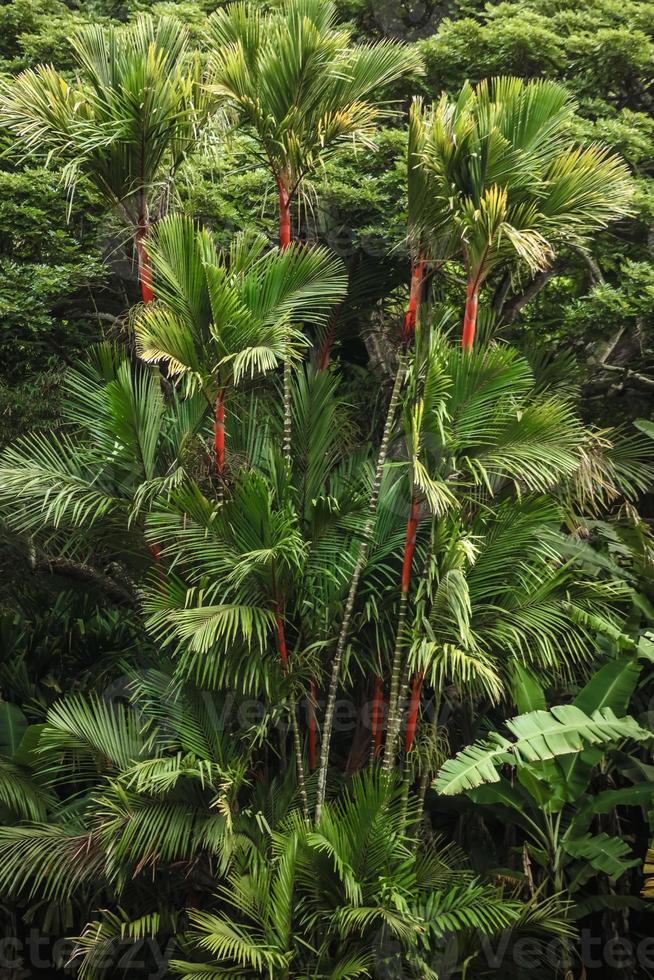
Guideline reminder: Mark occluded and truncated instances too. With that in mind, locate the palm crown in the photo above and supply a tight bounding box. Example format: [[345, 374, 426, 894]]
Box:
[[207, 0, 422, 245], [135, 214, 347, 478], [412, 77, 633, 349], [0, 344, 207, 574], [0, 15, 211, 301]]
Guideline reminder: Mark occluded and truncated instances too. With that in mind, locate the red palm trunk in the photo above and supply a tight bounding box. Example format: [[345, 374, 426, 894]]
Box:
[[404, 670, 424, 752], [371, 675, 384, 758], [135, 227, 155, 304], [214, 390, 225, 477], [462, 278, 479, 352], [274, 604, 289, 673], [277, 179, 291, 250], [401, 494, 420, 596], [402, 258, 427, 343]]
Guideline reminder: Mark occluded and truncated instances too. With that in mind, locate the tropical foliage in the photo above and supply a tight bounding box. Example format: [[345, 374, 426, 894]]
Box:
[[0, 1, 653, 978]]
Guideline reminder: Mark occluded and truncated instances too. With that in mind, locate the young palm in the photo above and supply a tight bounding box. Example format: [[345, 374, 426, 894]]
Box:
[[0, 16, 211, 302], [0, 344, 207, 591], [172, 773, 571, 978], [207, 0, 422, 248], [0, 672, 259, 976], [417, 77, 633, 350], [135, 214, 347, 483]]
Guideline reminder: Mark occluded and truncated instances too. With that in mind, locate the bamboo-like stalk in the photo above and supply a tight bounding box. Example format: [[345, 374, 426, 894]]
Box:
[[404, 670, 424, 753], [382, 594, 409, 776], [283, 358, 292, 466], [370, 675, 384, 759], [314, 355, 407, 821], [307, 680, 317, 770], [290, 692, 310, 822]]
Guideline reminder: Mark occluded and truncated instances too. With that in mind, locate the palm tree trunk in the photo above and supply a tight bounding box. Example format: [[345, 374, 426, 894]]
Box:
[[315, 355, 406, 821], [274, 602, 289, 674], [382, 597, 409, 776], [371, 674, 384, 759], [307, 680, 317, 769], [283, 358, 292, 466], [383, 490, 419, 774], [290, 693, 310, 821], [382, 257, 431, 767], [318, 330, 335, 370], [402, 258, 427, 342], [278, 179, 291, 250], [214, 389, 226, 502], [135, 226, 155, 304], [404, 670, 424, 752], [462, 278, 479, 352]]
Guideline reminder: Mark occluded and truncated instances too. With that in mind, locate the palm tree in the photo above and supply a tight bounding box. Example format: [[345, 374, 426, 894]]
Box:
[[169, 772, 568, 978], [135, 214, 347, 484], [0, 672, 260, 976], [379, 78, 634, 772], [416, 78, 633, 350], [0, 16, 211, 303], [379, 331, 644, 772], [207, 0, 422, 248], [0, 343, 207, 592]]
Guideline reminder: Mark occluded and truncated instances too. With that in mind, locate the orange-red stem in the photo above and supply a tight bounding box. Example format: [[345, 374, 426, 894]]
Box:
[[401, 494, 420, 596], [462, 278, 479, 352], [274, 604, 289, 673], [402, 258, 427, 343], [278, 179, 291, 250], [404, 670, 424, 752], [214, 390, 225, 477], [135, 228, 154, 304]]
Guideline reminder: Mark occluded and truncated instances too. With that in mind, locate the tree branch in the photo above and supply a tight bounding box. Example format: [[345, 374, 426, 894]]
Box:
[[30, 555, 137, 607], [498, 266, 559, 324]]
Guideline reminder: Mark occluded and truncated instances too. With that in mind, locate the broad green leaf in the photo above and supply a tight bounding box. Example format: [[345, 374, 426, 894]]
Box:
[[435, 706, 648, 795], [0, 703, 28, 756], [574, 658, 641, 716], [562, 833, 639, 880], [634, 419, 654, 440], [509, 662, 546, 713]]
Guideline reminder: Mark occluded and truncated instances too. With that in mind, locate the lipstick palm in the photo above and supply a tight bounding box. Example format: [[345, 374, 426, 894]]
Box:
[[135, 214, 347, 485], [207, 0, 422, 248], [417, 77, 633, 350], [381, 331, 602, 772], [0, 16, 211, 303]]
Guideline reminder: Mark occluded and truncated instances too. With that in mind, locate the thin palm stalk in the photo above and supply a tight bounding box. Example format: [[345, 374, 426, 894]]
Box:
[[405, 670, 424, 752], [289, 692, 310, 821], [382, 490, 419, 775], [371, 675, 384, 758], [315, 355, 406, 820], [307, 680, 318, 770]]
